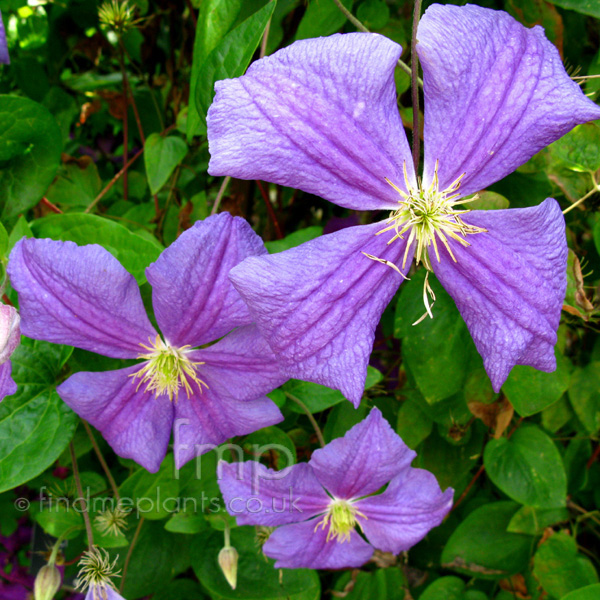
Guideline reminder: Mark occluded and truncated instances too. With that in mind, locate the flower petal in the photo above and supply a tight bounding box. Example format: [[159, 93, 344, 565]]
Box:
[[309, 408, 416, 499], [431, 199, 567, 392], [57, 367, 173, 473], [9, 238, 157, 359], [86, 585, 126, 600], [208, 32, 415, 211], [0, 305, 20, 364], [418, 3, 600, 195], [0, 361, 16, 402], [0, 11, 9, 65], [172, 383, 283, 469], [355, 468, 453, 554], [218, 460, 330, 526], [229, 223, 412, 406], [263, 519, 374, 569], [192, 325, 286, 402], [146, 213, 266, 348]]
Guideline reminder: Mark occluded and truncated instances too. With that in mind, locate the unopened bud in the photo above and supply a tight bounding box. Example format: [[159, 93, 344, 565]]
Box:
[[34, 564, 62, 600], [218, 546, 238, 590]]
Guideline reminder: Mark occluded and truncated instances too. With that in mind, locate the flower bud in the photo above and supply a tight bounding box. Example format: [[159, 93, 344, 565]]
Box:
[[218, 545, 238, 590], [34, 564, 62, 600], [0, 304, 19, 364]]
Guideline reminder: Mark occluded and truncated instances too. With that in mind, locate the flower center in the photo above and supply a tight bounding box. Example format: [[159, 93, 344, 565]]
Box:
[[314, 499, 366, 543], [75, 547, 121, 599], [130, 335, 208, 402]]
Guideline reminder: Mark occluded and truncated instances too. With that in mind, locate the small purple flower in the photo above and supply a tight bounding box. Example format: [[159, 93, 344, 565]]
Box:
[[207, 4, 600, 405], [218, 408, 453, 569], [0, 303, 20, 402], [8, 213, 286, 472], [0, 10, 9, 65]]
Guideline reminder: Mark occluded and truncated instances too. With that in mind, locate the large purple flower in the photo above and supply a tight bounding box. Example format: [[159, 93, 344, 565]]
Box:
[[0, 303, 20, 402], [219, 408, 452, 569], [8, 213, 286, 472], [207, 4, 600, 406], [0, 10, 9, 65]]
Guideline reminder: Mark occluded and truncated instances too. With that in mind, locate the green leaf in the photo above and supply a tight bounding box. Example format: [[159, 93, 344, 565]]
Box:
[[395, 270, 475, 403], [484, 425, 567, 508], [0, 220, 8, 257], [165, 511, 207, 534], [356, 0, 390, 30], [8, 215, 33, 252], [502, 352, 570, 417], [568, 363, 600, 434], [154, 579, 206, 600], [420, 576, 487, 600], [396, 398, 433, 450], [562, 585, 600, 600], [0, 341, 76, 493], [533, 532, 598, 598], [551, 122, 600, 173], [45, 158, 103, 209], [545, 0, 600, 18], [194, 2, 276, 129], [442, 501, 532, 579], [324, 401, 369, 443], [119, 455, 180, 520], [265, 226, 324, 253], [242, 426, 296, 470], [191, 526, 321, 599], [507, 506, 569, 535], [296, 0, 354, 39], [30, 213, 163, 285], [334, 568, 407, 600], [467, 191, 510, 210], [144, 134, 188, 195], [0, 96, 62, 219], [32, 504, 84, 539]]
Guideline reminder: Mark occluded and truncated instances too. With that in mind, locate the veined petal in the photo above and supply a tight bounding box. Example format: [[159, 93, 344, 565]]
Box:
[[191, 325, 286, 402], [146, 213, 266, 348], [85, 585, 126, 600], [309, 408, 415, 499], [9, 239, 157, 359], [263, 519, 374, 569], [432, 199, 567, 392], [418, 3, 600, 195], [172, 382, 283, 469], [0, 305, 20, 364], [0, 10, 9, 65], [229, 223, 413, 406], [355, 468, 453, 554], [0, 361, 16, 402], [57, 367, 173, 473], [218, 461, 330, 526], [208, 33, 415, 211]]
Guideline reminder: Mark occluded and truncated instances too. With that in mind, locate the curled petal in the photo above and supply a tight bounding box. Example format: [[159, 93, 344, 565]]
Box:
[[218, 461, 330, 527], [263, 519, 374, 570], [208, 32, 415, 211], [146, 213, 266, 348], [9, 239, 157, 359], [355, 468, 453, 554], [432, 199, 567, 392], [229, 223, 413, 406], [310, 408, 415, 499], [418, 3, 600, 195], [172, 382, 283, 469], [0, 305, 20, 364], [57, 367, 173, 473], [0, 361, 16, 402]]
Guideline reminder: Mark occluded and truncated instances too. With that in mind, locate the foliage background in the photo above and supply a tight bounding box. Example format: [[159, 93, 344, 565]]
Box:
[[0, 0, 600, 598]]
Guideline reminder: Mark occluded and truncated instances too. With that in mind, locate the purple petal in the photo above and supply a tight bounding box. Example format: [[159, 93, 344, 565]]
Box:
[[263, 519, 373, 569], [432, 199, 567, 392], [229, 223, 412, 406], [192, 325, 286, 402], [0, 11, 9, 65], [146, 213, 266, 348], [57, 367, 173, 473], [355, 468, 453, 554], [9, 239, 157, 359], [172, 384, 283, 469], [418, 4, 600, 196], [218, 460, 330, 526], [309, 408, 416, 499], [0, 305, 20, 364], [85, 585, 125, 600], [208, 33, 415, 211], [0, 361, 16, 401]]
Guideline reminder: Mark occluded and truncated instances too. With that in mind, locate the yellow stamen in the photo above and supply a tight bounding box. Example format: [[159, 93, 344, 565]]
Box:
[[314, 499, 367, 543]]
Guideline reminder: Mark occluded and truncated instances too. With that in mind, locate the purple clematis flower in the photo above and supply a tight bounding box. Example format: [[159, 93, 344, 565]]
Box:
[[207, 4, 600, 406], [219, 407, 452, 569], [0, 10, 9, 65], [0, 303, 20, 402], [8, 213, 286, 472]]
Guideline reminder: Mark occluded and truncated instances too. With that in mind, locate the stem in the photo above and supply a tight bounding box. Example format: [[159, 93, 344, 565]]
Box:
[[563, 174, 599, 214], [411, 0, 423, 173], [82, 420, 120, 501], [69, 442, 94, 550], [450, 464, 485, 513], [41, 197, 63, 214], [117, 47, 129, 201], [260, 18, 271, 58], [119, 516, 144, 594], [284, 392, 325, 448], [256, 180, 283, 239], [211, 176, 231, 215]]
